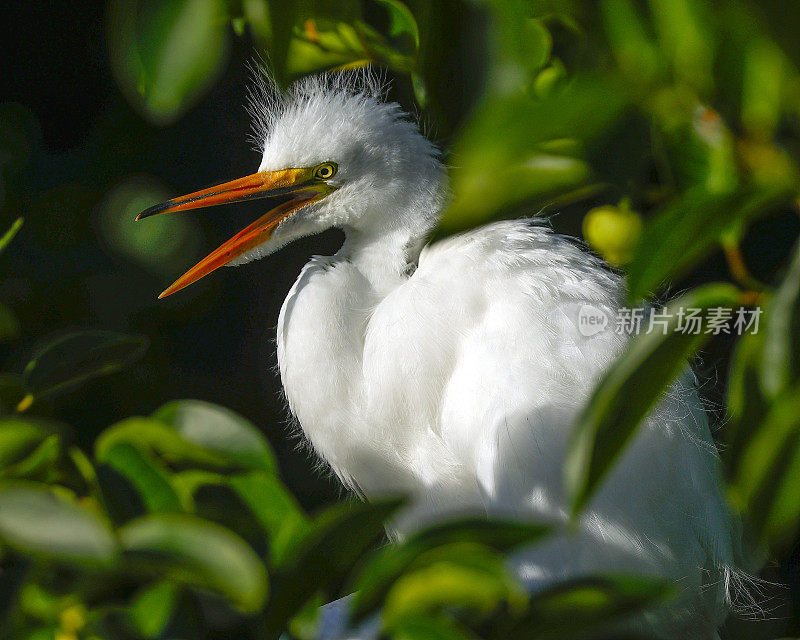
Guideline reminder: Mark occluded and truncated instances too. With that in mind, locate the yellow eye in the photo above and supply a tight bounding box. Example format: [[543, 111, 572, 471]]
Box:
[[315, 162, 337, 180]]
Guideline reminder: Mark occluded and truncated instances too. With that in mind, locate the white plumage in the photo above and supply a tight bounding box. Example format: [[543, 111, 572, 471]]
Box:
[[151, 71, 747, 639]]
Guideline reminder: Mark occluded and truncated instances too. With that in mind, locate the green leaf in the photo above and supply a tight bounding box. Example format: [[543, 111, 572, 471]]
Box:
[[0, 418, 57, 471], [391, 613, 480, 640], [107, 0, 230, 125], [128, 581, 181, 639], [352, 518, 547, 619], [0, 481, 117, 568], [263, 498, 402, 635], [95, 417, 234, 471], [761, 238, 800, 398], [119, 513, 268, 612], [153, 400, 276, 473], [725, 331, 770, 479], [97, 442, 184, 514], [498, 574, 670, 640], [626, 186, 791, 303], [0, 218, 23, 256], [23, 331, 148, 400], [649, 0, 714, 91], [566, 284, 741, 514], [439, 74, 630, 235], [1, 435, 61, 482], [729, 387, 800, 549], [600, 0, 659, 82], [374, 0, 419, 51], [228, 471, 308, 564], [381, 543, 526, 630]]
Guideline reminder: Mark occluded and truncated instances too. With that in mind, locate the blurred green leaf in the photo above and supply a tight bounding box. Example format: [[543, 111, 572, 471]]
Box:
[[97, 442, 184, 514], [496, 574, 670, 640], [263, 498, 402, 635], [23, 331, 148, 400], [107, 0, 230, 125], [99, 177, 201, 277], [391, 613, 479, 640], [600, 0, 659, 83], [381, 542, 526, 630], [1, 435, 61, 483], [741, 38, 785, 140], [228, 471, 308, 564], [154, 400, 276, 473], [96, 417, 236, 471], [440, 75, 630, 234], [375, 0, 420, 51], [566, 284, 741, 514], [0, 218, 23, 256], [0, 481, 117, 568], [128, 580, 181, 639], [626, 186, 792, 303], [649, 0, 714, 91], [119, 513, 268, 612], [353, 518, 547, 619], [729, 386, 800, 550], [650, 93, 738, 194], [761, 238, 800, 398], [725, 331, 769, 479], [0, 418, 57, 471]]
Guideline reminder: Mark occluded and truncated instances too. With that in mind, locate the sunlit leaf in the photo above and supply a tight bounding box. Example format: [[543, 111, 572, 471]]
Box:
[[97, 442, 184, 514], [353, 518, 547, 619], [23, 331, 148, 400], [228, 471, 308, 564], [381, 543, 526, 629], [95, 417, 235, 471], [0, 481, 117, 568], [154, 400, 276, 473], [741, 39, 785, 140], [497, 574, 670, 639], [649, 0, 714, 91], [107, 0, 230, 125], [128, 580, 181, 639], [566, 284, 741, 514], [119, 513, 268, 612], [600, 0, 659, 83], [374, 0, 420, 51], [1, 435, 61, 483]]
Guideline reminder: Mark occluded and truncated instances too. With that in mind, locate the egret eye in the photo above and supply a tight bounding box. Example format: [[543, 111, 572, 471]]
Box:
[[314, 162, 337, 180]]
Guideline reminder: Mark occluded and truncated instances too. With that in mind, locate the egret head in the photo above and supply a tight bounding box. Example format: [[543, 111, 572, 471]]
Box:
[[137, 70, 446, 298]]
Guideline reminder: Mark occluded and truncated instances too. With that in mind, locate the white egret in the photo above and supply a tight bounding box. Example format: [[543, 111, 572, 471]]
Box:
[[138, 72, 747, 639]]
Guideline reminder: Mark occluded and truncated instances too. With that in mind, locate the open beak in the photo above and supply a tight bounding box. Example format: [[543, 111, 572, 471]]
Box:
[[135, 167, 334, 298]]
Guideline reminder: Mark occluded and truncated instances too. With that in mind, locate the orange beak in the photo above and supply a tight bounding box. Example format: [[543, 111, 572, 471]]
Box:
[[135, 167, 334, 298]]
